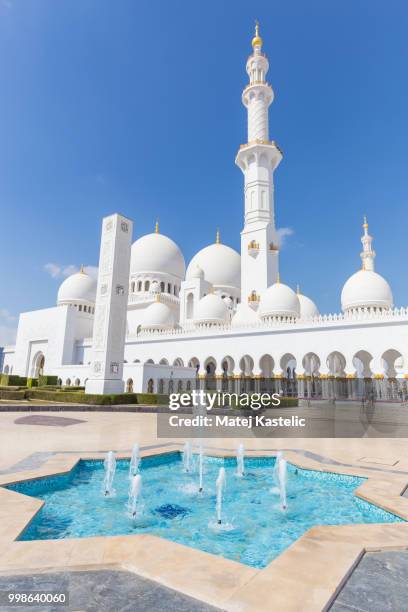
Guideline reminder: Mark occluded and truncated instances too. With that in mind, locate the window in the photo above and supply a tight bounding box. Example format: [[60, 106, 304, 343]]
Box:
[[79, 305, 82, 311], [137, 281, 142, 291], [167, 283, 171, 294], [144, 280, 150, 291], [186, 293, 194, 319], [160, 282, 165, 292]]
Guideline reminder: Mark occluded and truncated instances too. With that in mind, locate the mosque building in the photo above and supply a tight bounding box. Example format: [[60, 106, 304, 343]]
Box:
[[2, 24, 407, 398]]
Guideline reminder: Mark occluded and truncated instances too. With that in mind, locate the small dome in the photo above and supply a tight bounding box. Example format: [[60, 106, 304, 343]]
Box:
[[298, 293, 319, 319], [341, 270, 393, 312], [131, 233, 185, 279], [186, 243, 241, 289], [194, 293, 229, 326], [57, 269, 97, 305], [189, 263, 205, 279], [259, 282, 300, 320], [141, 301, 174, 330], [231, 304, 259, 327]]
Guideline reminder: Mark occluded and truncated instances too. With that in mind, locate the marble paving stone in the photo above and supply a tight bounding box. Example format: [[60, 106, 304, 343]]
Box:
[[0, 570, 221, 612], [331, 550, 408, 612]]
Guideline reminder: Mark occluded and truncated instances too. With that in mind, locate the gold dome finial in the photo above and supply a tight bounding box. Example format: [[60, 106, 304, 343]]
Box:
[[155, 219, 159, 234], [215, 228, 221, 244], [79, 264, 85, 274], [252, 20, 263, 49], [276, 272, 281, 284]]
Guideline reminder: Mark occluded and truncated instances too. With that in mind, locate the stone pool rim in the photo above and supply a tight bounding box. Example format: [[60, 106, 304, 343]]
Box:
[[1, 446, 408, 612]]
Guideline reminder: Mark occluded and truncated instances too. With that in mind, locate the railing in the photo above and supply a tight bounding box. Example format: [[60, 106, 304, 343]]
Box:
[[128, 306, 408, 341]]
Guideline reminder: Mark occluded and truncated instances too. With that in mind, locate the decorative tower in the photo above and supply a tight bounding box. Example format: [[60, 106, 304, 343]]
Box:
[[360, 216, 376, 271], [85, 213, 133, 395], [236, 22, 282, 306]]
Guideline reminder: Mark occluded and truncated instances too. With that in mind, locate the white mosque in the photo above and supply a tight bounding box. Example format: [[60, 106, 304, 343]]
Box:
[[3, 24, 408, 398]]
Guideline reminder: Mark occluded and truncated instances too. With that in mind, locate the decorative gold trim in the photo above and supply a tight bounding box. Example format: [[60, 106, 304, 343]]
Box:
[[248, 291, 260, 303], [251, 20, 263, 49]]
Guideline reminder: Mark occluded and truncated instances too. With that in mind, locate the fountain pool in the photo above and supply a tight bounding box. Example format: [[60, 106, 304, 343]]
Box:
[[7, 452, 404, 569]]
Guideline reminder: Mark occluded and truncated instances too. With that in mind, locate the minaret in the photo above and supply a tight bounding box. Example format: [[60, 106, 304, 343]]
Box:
[[360, 216, 376, 271], [235, 22, 282, 306]]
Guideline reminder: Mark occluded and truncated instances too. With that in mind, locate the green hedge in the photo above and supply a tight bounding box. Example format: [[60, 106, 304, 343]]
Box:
[[0, 375, 27, 387], [38, 375, 59, 387], [27, 378, 38, 388], [25, 390, 169, 406], [0, 389, 27, 400]]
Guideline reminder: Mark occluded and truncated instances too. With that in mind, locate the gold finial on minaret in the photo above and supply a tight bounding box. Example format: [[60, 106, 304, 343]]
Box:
[[155, 219, 159, 234], [296, 284, 300, 295], [276, 272, 281, 284], [215, 228, 221, 244], [79, 264, 85, 274], [252, 20, 263, 49], [363, 215, 368, 230]]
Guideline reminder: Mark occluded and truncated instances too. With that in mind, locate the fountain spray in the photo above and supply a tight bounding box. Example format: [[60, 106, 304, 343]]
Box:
[[183, 441, 193, 472], [103, 451, 116, 496], [236, 443, 245, 477], [198, 444, 204, 492], [216, 467, 227, 525], [129, 474, 142, 517], [129, 443, 140, 479]]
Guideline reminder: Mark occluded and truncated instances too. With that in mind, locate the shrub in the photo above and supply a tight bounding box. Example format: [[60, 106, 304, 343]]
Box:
[[38, 375, 59, 387], [0, 389, 27, 400], [27, 378, 38, 388], [0, 375, 27, 386], [25, 390, 169, 406]]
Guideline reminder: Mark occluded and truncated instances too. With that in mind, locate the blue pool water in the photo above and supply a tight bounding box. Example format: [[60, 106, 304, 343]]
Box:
[[7, 452, 403, 568]]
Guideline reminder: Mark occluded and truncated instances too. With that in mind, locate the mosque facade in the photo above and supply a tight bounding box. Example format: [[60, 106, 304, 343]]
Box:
[[3, 25, 408, 399]]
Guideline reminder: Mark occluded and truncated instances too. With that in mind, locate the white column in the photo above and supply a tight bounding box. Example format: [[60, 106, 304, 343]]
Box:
[[86, 213, 133, 395]]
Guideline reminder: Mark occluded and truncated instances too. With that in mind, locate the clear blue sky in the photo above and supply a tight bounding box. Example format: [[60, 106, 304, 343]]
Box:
[[1, 0, 407, 344]]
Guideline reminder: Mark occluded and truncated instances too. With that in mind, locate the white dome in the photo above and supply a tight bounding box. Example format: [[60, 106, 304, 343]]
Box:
[[190, 263, 204, 279], [57, 270, 97, 305], [194, 293, 229, 325], [259, 282, 300, 319], [131, 233, 185, 279], [231, 304, 259, 327], [186, 243, 241, 289], [298, 293, 319, 319], [141, 301, 174, 330], [341, 270, 393, 312]]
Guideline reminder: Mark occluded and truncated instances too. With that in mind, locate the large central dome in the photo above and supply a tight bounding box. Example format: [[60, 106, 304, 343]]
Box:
[[130, 233, 185, 279], [186, 243, 241, 289]]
